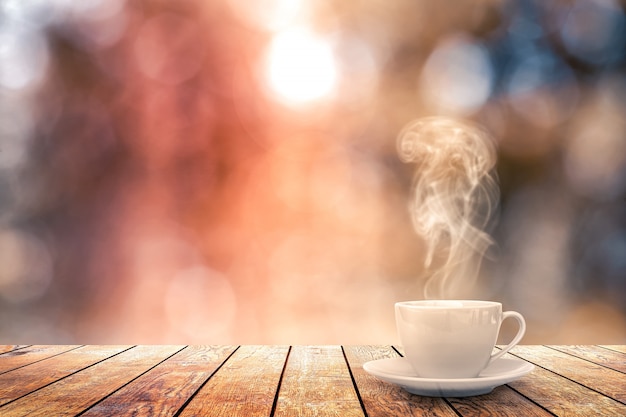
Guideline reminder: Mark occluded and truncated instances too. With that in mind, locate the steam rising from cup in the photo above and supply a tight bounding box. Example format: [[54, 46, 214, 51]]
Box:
[[397, 117, 499, 299]]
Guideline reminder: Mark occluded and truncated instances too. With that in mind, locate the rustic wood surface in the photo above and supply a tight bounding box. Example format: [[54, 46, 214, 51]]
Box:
[[0, 345, 624, 416], [179, 345, 288, 417]]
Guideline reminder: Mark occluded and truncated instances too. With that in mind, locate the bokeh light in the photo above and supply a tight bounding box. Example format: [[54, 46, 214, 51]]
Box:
[[264, 28, 338, 105], [559, 0, 625, 66], [0, 23, 49, 90], [505, 49, 579, 128], [420, 35, 494, 115], [1, 0, 625, 345]]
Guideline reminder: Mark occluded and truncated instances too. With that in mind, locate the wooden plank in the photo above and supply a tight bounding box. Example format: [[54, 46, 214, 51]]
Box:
[[274, 345, 364, 417], [506, 346, 626, 416], [343, 345, 458, 417], [511, 345, 626, 402], [179, 345, 289, 417], [0, 345, 132, 406], [547, 345, 626, 373], [81, 345, 237, 416], [0, 346, 28, 355], [448, 386, 554, 417], [0, 345, 185, 417], [601, 345, 626, 354], [0, 345, 80, 374]]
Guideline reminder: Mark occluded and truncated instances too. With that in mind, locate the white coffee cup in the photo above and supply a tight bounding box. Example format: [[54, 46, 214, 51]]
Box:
[[395, 300, 526, 378]]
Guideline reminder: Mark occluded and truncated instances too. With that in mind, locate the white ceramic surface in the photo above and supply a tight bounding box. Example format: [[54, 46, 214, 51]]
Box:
[[395, 300, 526, 378], [363, 357, 534, 397]]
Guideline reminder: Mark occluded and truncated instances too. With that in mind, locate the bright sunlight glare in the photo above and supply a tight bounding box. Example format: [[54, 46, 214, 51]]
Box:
[[265, 28, 338, 106]]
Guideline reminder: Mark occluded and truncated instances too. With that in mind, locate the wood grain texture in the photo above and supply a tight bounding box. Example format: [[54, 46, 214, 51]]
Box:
[[0, 345, 80, 374], [548, 345, 626, 373], [82, 345, 237, 417], [600, 345, 626, 354], [0, 345, 132, 406], [448, 385, 554, 417], [274, 345, 364, 417], [179, 345, 289, 417], [510, 345, 626, 403], [0, 345, 185, 417], [506, 347, 626, 416], [343, 345, 458, 417], [0, 346, 28, 355], [0, 345, 624, 416]]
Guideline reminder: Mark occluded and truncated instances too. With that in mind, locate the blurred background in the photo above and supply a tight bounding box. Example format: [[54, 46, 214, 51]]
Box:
[[1, 0, 625, 344]]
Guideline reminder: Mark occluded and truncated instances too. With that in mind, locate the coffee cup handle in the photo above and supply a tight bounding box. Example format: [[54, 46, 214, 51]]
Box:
[[489, 311, 526, 364]]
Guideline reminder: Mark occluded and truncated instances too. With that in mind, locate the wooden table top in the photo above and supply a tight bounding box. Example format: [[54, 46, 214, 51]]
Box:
[[0, 344, 624, 416]]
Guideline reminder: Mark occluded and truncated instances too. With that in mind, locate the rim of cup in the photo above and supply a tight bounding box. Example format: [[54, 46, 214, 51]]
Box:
[[395, 300, 502, 309]]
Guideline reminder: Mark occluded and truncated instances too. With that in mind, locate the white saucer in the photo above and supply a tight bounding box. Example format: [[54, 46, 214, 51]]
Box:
[[363, 357, 534, 397]]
